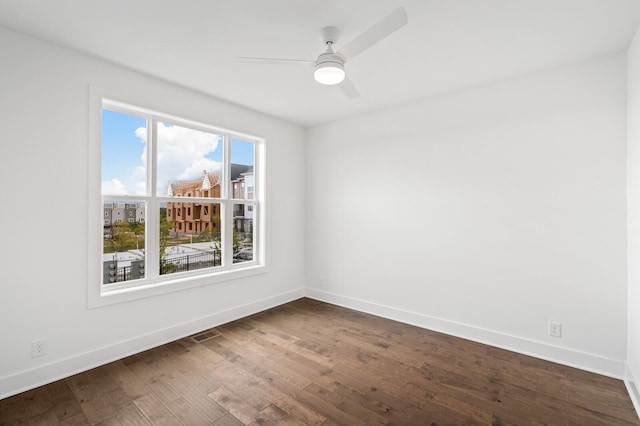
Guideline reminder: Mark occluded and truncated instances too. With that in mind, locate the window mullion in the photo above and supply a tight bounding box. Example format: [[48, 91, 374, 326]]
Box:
[[223, 134, 231, 199], [147, 116, 159, 280], [222, 134, 232, 266]]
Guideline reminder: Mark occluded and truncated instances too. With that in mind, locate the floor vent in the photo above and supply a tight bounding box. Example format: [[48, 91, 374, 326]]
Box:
[[190, 329, 221, 343]]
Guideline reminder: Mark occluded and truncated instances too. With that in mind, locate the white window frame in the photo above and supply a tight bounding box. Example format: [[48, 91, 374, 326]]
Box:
[[88, 87, 267, 308]]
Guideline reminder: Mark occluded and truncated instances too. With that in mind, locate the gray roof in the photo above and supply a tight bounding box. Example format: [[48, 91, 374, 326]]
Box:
[[230, 164, 253, 181]]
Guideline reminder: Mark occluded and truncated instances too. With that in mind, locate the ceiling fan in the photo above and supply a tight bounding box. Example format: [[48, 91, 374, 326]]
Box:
[[237, 7, 408, 99]]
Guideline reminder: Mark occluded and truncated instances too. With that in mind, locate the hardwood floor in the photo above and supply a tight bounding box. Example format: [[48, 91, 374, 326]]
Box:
[[1, 298, 638, 425]]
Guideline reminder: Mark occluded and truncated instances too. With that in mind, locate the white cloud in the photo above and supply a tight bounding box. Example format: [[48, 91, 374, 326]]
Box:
[[102, 178, 128, 195], [134, 180, 147, 195], [136, 122, 222, 194], [103, 122, 222, 196]]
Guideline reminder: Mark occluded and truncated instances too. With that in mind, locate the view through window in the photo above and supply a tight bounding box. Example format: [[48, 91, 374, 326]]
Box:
[[100, 101, 260, 290]]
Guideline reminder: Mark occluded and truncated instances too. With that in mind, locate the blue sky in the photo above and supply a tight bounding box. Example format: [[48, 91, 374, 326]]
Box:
[[102, 109, 254, 196], [101, 109, 146, 192], [231, 139, 254, 167]]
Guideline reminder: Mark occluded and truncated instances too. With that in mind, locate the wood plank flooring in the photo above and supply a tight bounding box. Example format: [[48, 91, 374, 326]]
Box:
[[1, 298, 638, 425]]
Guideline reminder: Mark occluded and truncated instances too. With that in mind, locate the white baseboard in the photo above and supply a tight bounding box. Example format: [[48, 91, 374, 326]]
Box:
[[305, 288, 626, 379], [0, 287, 306, 400], [626, 364, 640, 419]]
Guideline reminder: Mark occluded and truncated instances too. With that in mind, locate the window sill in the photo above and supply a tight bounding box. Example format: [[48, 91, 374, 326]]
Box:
[[88, 264, 268, 308]]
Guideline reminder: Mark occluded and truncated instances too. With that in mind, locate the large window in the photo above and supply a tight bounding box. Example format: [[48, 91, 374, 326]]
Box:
[[89, 92, 265, 307]]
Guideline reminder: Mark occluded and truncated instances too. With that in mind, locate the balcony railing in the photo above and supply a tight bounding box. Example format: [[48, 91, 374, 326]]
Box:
[[160, 250, 219, 275], [104, 249, 220, 283]]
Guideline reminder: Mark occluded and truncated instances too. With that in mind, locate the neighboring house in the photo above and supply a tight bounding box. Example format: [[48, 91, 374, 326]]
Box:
[[165, 165, 254, 237], [166, 170, 221, 236], [103, 202, 145, 237], [231, 164, 254, 234]]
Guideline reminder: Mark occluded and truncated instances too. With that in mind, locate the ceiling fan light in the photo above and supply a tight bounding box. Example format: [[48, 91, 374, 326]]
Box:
[[314, 62, 345, 85]]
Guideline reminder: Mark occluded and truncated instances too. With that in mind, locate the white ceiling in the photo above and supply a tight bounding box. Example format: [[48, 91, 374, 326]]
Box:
[[1, 0, 640, 127]]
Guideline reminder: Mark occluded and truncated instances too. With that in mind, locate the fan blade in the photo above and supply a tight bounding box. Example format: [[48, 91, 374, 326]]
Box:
[[337, 7, 408, 63], [338, 77, 361, 99], [237, 56, 315, 65]]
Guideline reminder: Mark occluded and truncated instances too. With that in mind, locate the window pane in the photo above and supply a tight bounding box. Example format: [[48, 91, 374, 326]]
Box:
[[102, 109, 147, 196], [230, 139, 254, 200], [160, 201, 222, 276], [103, 201, 146, 284], [158, 122, 223, 197], [233, 202, 254, 264]]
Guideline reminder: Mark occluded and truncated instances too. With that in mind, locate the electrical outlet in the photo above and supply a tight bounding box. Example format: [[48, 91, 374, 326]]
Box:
[[548, 322, 562, 338], [31, 339, 47, 358], [318, 277, 325, 287]]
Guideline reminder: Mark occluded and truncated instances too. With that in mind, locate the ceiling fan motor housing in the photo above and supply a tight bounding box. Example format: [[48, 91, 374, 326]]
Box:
[[314, 52, 345, 85]]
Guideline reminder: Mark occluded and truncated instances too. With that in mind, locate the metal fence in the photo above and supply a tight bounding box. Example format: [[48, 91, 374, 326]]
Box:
[[160, 250, 219, 275], [116, 265, 131, 282], [106, 250, 220, 283]]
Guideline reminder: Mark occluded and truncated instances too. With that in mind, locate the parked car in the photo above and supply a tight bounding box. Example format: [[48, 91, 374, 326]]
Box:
[[233, 248, 253, 263]]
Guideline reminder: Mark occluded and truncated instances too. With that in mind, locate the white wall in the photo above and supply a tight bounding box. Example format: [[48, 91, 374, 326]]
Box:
[[627, 27, 640, 413], [307, 53, 628, 377], [0, 27, 306, 397]]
